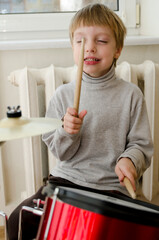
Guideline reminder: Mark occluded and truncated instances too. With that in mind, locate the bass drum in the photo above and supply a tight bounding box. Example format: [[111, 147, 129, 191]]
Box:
[[36, 187, 159, 240]]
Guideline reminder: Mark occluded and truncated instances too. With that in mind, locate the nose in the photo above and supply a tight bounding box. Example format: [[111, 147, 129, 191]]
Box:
[[85, 40, 96, 53]]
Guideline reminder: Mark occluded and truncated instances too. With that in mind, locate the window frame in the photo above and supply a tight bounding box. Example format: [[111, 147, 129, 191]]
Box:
[[0, 0, 137, 41]]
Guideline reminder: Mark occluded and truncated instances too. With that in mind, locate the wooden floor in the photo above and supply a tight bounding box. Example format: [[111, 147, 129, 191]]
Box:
[[0, 226, 4, 240]]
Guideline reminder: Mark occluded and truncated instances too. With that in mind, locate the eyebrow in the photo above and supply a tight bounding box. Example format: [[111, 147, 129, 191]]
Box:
[[74, 32, 111, 37]]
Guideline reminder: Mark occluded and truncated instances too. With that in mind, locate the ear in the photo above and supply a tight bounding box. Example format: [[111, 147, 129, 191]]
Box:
[[114, 47, 122, 59]]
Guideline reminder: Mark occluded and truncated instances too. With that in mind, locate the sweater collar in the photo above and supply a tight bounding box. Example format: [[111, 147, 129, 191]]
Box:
[[82, 64, 116, 87]]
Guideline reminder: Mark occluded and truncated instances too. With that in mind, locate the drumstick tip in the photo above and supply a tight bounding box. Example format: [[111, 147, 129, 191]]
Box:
[[124, 177, 136, 199], [132, 192, 136, 199]]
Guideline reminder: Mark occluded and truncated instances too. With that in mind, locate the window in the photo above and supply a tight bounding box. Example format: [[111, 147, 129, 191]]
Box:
[[0, 0, 119, 14], [0, 0, 137, 43]]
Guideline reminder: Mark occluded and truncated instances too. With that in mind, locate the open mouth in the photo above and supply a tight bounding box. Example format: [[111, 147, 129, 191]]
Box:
[[84, 58, 100, 62]]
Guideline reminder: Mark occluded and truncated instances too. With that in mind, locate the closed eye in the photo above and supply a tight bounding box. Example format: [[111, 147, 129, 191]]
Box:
[[97, 40, 108, 43]]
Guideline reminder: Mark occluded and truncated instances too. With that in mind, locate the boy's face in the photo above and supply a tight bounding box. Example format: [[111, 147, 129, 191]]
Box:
[[72, 25, 121, 78]]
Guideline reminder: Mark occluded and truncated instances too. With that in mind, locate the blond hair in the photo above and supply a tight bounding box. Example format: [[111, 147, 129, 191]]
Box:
[[69, 3, 126, 51]]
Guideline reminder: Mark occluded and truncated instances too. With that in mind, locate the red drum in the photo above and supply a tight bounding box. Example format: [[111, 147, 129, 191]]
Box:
[[36, 187, 159, 240]]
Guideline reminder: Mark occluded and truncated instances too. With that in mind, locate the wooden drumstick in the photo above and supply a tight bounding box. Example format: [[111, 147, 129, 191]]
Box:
[[74, 38, 85, 113], [124, 177, 136, 199]]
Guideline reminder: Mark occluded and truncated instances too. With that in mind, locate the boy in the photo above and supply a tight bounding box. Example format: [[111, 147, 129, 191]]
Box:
[[8, 4, 153, 240]]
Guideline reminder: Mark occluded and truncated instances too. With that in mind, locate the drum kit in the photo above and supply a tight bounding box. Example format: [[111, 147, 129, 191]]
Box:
[[0, 39, 159, 239]]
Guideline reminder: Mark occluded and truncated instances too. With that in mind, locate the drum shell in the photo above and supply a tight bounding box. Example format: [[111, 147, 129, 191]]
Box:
[[36, 188, 159, 240]]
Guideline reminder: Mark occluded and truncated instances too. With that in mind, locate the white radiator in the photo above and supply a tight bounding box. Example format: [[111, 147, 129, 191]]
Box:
[[7, 60, 159, 201]]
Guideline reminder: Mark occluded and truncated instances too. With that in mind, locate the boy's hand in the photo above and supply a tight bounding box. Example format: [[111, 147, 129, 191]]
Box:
[[115, 157, 137, 191], [63, 107, 87, 134]]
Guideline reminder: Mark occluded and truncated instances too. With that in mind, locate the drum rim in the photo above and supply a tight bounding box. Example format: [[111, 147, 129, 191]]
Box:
[[55, 186, 159, 227]]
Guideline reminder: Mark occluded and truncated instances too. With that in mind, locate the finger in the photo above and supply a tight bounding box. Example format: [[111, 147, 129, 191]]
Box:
[[64, 108, 87, 134], [64, 113, 82, 134], [67, 107, 78, 117], [120, 172, 136, 191], [120, 166, 137, 191], [115, 165, 125, 183], [64, 110, 80, 123], [64, 120, 81, 130], [118, 169, 136, 191], [115, 165, 135, 191], [64, 126, 81, 135], [79, 110, 87, 119]]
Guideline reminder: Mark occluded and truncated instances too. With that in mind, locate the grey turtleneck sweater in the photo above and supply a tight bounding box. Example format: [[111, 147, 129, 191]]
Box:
[[42, 65, 153, 195]]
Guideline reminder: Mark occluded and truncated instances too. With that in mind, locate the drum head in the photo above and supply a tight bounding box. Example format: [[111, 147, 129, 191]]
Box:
[[55, 187, 159, 227]]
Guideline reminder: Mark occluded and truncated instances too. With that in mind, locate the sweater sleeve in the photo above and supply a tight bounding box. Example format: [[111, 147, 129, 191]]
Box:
[[42, 90, 81, 161], [117, 94, 153, 179]]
